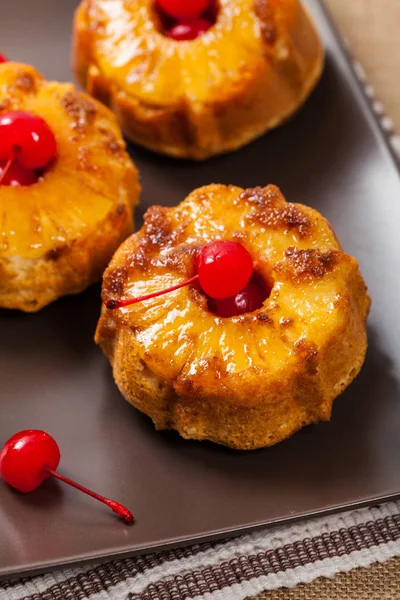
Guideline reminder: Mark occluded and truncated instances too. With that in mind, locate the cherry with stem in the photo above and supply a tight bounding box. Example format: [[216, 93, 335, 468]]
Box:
[[0, 430, 134, 524], [105, 240, 255, 310], [106, 275, 199, 309], [0, 111, 57, 186], [44, 468, 133, 523], [0, 152, 16, 186]]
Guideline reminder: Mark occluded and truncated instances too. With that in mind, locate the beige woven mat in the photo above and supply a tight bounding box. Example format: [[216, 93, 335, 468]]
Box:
[[325, 0, 400, 131], [255, 557, 400, 599]]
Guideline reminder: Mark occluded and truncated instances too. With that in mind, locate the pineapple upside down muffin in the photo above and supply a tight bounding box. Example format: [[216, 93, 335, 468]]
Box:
[[0, 62, 140, 312], [96, 184, 370, 450], [73, 0, 324, 160]]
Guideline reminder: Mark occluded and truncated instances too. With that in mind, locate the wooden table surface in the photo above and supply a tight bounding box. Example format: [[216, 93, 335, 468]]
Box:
[[325, 0, 400, 131]]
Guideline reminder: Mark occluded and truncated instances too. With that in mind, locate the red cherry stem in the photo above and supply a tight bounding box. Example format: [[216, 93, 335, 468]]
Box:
[[43, 467, 134, 524], [0, 152, 16, 185], [106, 274, 199, 310]]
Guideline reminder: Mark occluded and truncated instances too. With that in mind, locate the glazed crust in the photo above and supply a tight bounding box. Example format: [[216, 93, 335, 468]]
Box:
[[73, 0, 324, 160], [95, 185, 370, 450], [0, 63, 140, 312]]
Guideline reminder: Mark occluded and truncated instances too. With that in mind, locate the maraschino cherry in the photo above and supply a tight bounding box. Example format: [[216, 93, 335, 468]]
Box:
[[156, 0, 213, 41], [197, 241, 254, 299], [212, 280, 266, 318], [106, 240, 254, 310], [157, 0, 209, 20], [0, 430, 134, 523], [0, 53, 8, 64], [168, 19, 211, 41], [0, 160, 37, 186], [0, 111, 57, 186]]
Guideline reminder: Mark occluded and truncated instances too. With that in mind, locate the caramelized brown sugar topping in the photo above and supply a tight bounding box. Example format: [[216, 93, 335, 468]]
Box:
[[0, 63, 138, 258], [101, 184, 369, 383], [78, 0, 307, 107]]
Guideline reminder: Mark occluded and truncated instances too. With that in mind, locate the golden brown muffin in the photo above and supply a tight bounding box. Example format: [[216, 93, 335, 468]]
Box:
[[73, 0, 324, 160], [95, 184, 370, 450], [0, 62, 140, 312]]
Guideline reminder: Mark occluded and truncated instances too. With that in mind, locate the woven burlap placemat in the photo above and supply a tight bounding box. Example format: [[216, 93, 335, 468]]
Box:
[[257, 557, 400, 600], [1, 501, 399, 600]]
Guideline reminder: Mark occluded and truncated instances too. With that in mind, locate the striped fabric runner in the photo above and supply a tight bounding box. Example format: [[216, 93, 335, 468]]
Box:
[[1, 62, 400, 600], [0, 501, 399, 600]]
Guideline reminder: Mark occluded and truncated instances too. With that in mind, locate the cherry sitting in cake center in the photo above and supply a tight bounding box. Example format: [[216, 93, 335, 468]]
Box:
[[105, 240, 270, 318]]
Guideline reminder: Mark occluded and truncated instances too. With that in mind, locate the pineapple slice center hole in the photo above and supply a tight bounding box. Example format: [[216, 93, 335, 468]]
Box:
[[207, 270, 272, 319]]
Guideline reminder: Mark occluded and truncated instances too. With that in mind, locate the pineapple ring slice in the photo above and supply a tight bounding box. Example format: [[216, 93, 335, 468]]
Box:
[[73, 0, 324, 159], [96, 184, 370, 450], [0, 62, 140, 312]]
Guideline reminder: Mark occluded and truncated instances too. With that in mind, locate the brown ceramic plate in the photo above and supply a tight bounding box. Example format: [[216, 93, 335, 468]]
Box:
[[1, 0, 400, 580]]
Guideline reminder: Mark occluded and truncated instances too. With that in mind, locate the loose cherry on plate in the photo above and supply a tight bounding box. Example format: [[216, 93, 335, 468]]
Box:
[[0, 431, 134, 524], [157, 0, 210, 20], [167, 19, 212, 41], [105, 240, 254, 309]]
